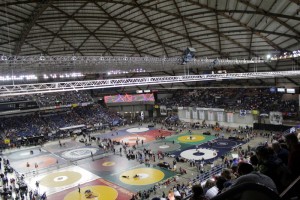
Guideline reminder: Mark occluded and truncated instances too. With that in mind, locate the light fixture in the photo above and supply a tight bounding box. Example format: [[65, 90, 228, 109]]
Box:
[[0, 55, 266, 69], [0, 74, 38, 81], [1, 55, 7, 60], [39, 55, 45, 61]]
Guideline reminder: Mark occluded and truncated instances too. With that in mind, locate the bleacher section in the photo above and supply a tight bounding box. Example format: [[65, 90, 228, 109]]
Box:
[[158, 88, 298, 114]]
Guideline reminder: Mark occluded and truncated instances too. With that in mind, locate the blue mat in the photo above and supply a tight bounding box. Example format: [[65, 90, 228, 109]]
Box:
[[172, 138, 245, 162]]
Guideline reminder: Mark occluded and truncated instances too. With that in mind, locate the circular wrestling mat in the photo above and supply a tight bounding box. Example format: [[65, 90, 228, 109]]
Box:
[[40, 171, 82, 187], [126, 127, 149, 133], [64, 185, 118, 200], [177, 135, 205, 143], [20, 156, 58, 169], [8, 149, 44, 160], [62, 148, 98, 159], [120, 136, 147, 144], [82, 156, 132, 172], [148, 142, 181, 152], [119, 168, 164, 185], [103, 161, 115, 166], [180, 148, 217, 160], [212, 140, 239, 148]]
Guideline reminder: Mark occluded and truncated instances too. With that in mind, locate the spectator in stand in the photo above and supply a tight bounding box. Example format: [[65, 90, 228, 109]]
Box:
[[221, 168, 235, 188], [0, 103, 123, 148], [227, 162, 277, 193], [285, 133, 300, 179], [158, 88, 298, 114], [215, 176, 227, 194], [271, 141, 289, 165], [255, 146, 291, 192], [205, 176, 226, 199], [35, 91, 92, 107], [203, 179, 215, 194], [173, 188, 181, 199], [249, 154, 259, 169], [189, 184, 208, 200]]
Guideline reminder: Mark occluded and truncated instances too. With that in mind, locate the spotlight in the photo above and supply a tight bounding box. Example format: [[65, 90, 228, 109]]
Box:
[[182, 47, 196, 65], [39, 56, 45, 61], [1, 55, 7, 60]]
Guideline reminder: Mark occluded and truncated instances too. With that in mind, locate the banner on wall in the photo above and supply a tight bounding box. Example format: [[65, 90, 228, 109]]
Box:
[[141, 111, 144, 120], [196, 107, 209, 111], [199, 110, 205, 120], [208, 111, 214, 121], [160, 105, 167, 115], [167, 107, 172, 111], [240, 110, 247, 116], [217, 112, 224, 122], [251, 110, 259, 115], [196, 108, 224, 112], [172, 106, 178, 111], [269, 111, 283, 125], [227, 112, 234, 123], [72, 104, 78, 108], [192, 110, 198, 119], [212, 108, 225, 112], [186, 110, 191, 119]]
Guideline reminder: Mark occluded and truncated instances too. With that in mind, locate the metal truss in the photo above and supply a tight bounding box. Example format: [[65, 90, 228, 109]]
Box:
[[0, 70, 299, 96], [0, 55, 265, 67]]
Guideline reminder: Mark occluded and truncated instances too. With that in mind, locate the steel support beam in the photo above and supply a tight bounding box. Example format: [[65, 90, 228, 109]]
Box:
[[13, 0, 53, 55], [0, 70, 299, 96]]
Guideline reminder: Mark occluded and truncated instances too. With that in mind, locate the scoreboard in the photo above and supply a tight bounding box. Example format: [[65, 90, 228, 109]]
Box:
[[104, 93, 155, 104]]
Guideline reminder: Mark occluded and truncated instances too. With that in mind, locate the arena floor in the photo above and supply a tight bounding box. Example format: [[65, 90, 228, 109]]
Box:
[[4, 125, 260, 200]]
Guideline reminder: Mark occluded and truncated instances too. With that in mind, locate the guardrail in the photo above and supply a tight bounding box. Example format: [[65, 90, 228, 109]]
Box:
[[183, 164, 225, 199]]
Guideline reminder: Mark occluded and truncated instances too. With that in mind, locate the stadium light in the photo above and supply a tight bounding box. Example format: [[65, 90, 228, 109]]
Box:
[[0, 55, 266, 70]]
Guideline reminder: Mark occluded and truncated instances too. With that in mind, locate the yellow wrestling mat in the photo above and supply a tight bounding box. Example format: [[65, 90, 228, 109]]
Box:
[[64, 185, 118, 200], [119, 168, 164, 185], [102, 161, 116, 166], [178, 134, 205, 142], [40, 171, 82, 187]]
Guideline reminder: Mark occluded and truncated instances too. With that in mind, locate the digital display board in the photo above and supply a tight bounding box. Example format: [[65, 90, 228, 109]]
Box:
[[286, 88, 295, 94], [104, 93, 155, 103]]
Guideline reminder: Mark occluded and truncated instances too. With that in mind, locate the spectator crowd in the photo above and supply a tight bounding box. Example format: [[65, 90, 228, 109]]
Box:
[[159, 88, 298, 114]]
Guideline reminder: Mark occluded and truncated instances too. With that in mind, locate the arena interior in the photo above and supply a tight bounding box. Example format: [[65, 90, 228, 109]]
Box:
[[0, 0, 300, 200]]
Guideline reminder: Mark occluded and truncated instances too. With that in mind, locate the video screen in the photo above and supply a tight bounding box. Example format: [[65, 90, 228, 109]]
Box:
[[286, 88, 295, 94], [104, 93, 155, 103], [270, 87, 276, 93]]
